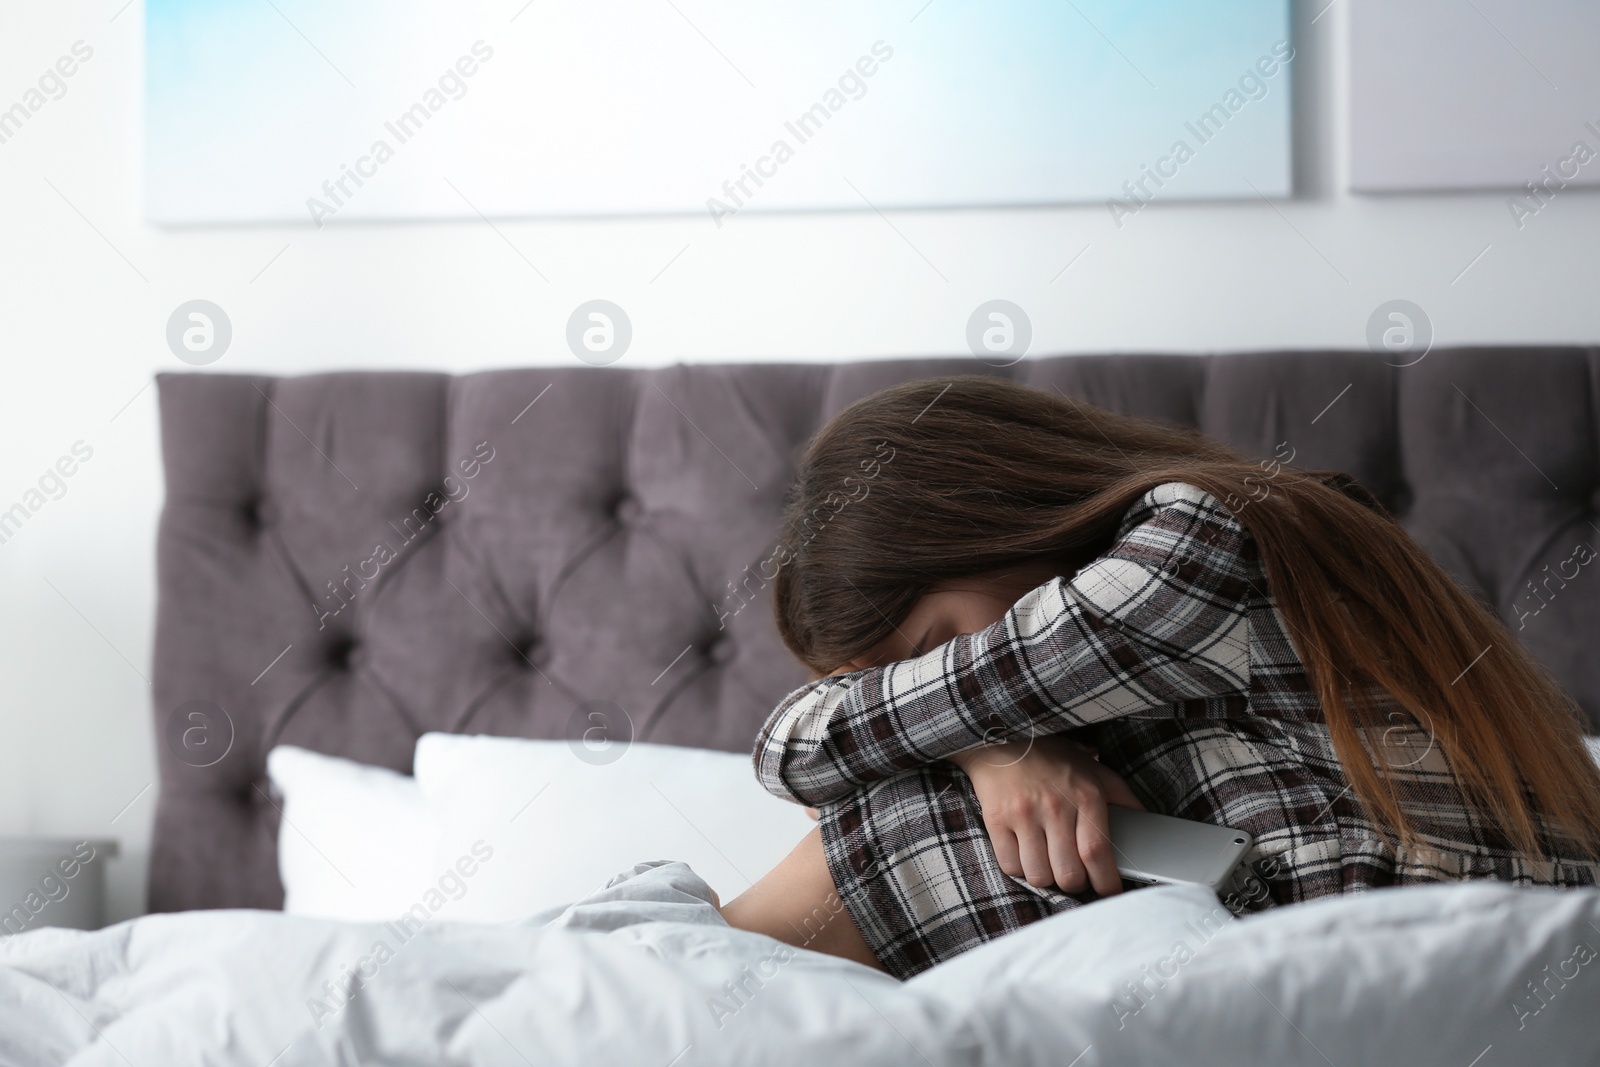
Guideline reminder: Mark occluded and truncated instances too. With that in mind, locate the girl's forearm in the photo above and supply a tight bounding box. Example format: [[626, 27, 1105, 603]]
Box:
[[752, 659, 994, 807]]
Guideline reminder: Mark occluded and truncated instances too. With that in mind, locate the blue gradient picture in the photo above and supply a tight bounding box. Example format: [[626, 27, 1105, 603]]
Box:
[[144, 0, 1292, 224]]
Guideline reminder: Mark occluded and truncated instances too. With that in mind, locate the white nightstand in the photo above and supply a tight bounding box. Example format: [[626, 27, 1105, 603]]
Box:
[[0, 838, 119, 936]]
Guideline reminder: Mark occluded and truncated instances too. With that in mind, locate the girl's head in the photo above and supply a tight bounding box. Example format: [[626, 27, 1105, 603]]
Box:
[[772, 374, 1250, 675], [772, 375, 1600, 858]]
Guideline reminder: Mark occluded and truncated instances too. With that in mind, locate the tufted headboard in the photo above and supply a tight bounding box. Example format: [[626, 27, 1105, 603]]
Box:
[[150, 348, 1600, 912]]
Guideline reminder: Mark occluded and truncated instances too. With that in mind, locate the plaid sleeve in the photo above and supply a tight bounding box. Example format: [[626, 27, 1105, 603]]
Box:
[[753, 482, 1255, 806]]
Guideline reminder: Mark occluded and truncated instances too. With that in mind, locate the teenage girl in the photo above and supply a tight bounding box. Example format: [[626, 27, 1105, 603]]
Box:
[[720, 375, 1600, 979]]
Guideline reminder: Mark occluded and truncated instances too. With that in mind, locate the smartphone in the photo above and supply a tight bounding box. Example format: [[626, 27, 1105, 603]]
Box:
[[1107, 807, 1254, 893]]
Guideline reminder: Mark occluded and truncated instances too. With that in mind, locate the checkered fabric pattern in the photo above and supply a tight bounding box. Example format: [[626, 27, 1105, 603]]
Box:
[[754, 482, 1600, 979]]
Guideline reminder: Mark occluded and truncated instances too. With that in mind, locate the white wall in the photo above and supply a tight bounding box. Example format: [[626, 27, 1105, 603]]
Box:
[[2, 0, 1597, 923]]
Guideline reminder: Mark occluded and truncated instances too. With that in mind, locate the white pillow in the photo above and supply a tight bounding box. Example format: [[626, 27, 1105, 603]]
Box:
[[1587, 736, 1600, 766], [265, 745, 440, 921], [412, 733, 816, 921]]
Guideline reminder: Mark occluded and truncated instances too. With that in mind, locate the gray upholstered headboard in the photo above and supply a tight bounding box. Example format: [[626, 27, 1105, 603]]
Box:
[[150, 348, 1600, 912]]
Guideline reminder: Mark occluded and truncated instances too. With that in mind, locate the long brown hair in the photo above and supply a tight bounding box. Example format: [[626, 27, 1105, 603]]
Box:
[[771, 375, 1600, 859]]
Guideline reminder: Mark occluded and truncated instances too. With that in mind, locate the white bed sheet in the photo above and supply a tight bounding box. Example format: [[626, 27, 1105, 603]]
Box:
[[1, 860, 1596, 1066]]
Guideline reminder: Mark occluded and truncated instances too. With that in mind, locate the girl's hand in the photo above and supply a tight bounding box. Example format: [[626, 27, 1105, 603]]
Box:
[[949, 735, 1145, 897]]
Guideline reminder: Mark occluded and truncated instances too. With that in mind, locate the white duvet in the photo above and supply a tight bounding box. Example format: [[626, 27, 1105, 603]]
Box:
[[1, 861, 1596, 1067]]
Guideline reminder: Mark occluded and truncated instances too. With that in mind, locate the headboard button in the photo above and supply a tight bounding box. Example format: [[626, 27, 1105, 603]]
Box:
[[705, 635, 735, 665], [417, 491, 450, 527], [613, 495, 641, 525], [1386, 482, 1414, 517], [512, 636, 547, 669], [325, 637, 358, 670]]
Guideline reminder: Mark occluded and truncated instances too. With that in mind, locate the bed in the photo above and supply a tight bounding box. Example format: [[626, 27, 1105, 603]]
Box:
[[5, 348, 1600, 1065]]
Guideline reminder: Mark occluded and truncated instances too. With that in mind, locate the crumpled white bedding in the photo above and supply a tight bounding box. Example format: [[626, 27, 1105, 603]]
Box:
[[1, 860, 1596, 1067]]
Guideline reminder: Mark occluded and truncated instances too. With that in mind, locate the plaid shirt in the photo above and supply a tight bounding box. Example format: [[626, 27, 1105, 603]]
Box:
[[754, 482, 1600, 978]]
